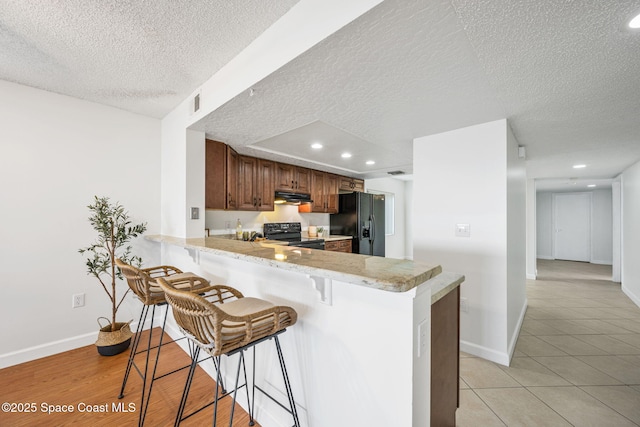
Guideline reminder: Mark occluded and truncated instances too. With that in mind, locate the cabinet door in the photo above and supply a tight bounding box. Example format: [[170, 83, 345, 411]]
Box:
[[226, 147, 239, 210], [275, 163, 295, 191], [257, 159, 275, 211], [295, 167, 311, 193], [237, 156, 257, 210], [205, 140, 226, 209], [353, 179, 365, 192], [310, 170, 326, 213], [326, 174, 339, 214]]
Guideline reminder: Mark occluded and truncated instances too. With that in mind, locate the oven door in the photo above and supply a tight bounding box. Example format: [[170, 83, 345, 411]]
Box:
[[289, 240, 325, 250]]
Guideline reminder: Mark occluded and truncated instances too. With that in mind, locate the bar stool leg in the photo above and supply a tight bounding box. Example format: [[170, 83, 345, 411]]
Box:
[[136, 304, 158, 426], [139, 305, 170, 426], [274, 336, 300, 427], [119, 304, 149, 399], [175, 344, 201, 426]]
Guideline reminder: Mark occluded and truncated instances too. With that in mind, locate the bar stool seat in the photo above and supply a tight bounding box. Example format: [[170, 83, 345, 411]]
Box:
[[156, 277, 300, 427], [115, 258, 212, 426]]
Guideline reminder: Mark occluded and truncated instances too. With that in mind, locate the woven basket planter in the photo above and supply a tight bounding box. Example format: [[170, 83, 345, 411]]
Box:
[[95, 318, 132, 356]]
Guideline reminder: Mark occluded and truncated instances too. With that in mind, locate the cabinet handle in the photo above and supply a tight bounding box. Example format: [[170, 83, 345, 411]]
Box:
[[291, 180, 294, 188], [253, 197, 257, 207], [258, 197, 261, 206]]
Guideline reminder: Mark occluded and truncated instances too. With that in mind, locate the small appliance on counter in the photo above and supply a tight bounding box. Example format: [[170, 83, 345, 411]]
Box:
[[330, 192, 385, 257], [263, 222, 325, 250]]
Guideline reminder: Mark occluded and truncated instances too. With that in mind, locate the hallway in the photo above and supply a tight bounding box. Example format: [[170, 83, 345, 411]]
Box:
[[457, 259, 640, 426]]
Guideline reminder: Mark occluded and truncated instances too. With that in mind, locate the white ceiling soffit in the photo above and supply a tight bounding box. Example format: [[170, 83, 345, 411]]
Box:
[[536, 177, 614, 192], [0, 0, 299, 118], [196, 0, 506, 179]]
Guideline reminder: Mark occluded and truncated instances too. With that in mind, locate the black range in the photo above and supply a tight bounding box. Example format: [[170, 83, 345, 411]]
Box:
[[263, 222, 325, 250]]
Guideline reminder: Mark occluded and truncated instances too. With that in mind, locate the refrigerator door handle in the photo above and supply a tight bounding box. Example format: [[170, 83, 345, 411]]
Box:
[[370, 214, 375, 243]]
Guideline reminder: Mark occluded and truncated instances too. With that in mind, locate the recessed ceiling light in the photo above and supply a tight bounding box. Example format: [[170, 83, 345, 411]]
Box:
[[573, 164, 587, 169], [311, 143, 323, 149], [341, 152, 352, 158], [629, 12, 640, 28], [366, 160, 375, 165], [587, 184, 597, 188]]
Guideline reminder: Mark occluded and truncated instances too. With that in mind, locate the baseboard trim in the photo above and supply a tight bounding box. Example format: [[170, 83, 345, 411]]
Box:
[[622, 285, 640, 309], [537, 255, 554, 260], [591, 260, 613, 266], [0, 314, 161, 369], [508, 299, 528, 362], [460, 340, 510, 366], [526, 273, 536, 280]]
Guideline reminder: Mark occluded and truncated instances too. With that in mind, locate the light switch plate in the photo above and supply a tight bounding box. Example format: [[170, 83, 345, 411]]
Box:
[[455, 223, 470, 237], [190, 207, 199, 220]]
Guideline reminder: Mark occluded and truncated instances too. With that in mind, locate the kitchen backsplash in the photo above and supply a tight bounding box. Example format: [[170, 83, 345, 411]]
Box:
[[205, 204, 329, 236]]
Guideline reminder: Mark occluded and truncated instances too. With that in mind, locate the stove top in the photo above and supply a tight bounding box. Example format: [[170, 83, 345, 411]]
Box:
[[263, 222, 325, 249]]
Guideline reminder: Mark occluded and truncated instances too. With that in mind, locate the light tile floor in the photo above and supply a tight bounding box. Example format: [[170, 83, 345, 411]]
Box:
[[456, 259, 640, 426]]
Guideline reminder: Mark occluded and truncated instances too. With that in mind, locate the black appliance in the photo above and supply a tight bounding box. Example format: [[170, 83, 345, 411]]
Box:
[[330, 192, 385, 256], [274, 191, 313, 205], [263, 222, 325, 250]]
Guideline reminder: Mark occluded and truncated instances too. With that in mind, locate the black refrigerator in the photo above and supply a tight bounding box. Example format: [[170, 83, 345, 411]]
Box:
[[330, 192, 385, 257]]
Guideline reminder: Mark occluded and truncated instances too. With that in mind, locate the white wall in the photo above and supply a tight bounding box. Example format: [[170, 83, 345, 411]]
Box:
[[526, 179, 537, 279], [621, 160, 640, 306], [413, 119, 527, 365], [506, 126, 527, 357], [536, 189, 613, 265], [205, 205, 329, 236], [536, 192, 554, 259], [405, 180, 414, 260], [592, 189, 613, 264], [365, 177, 407, 259], [0, 80, 161, 367]]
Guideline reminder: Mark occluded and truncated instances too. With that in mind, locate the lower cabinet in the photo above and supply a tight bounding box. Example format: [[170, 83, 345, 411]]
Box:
[[325, 239, 352, 253], [431, 286, 460, 426]]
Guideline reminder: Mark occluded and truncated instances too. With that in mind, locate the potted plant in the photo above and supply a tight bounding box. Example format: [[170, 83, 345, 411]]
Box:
[[79, 196, 147, 356]]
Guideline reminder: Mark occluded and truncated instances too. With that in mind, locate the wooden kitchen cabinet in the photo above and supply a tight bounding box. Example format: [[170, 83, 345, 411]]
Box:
[[311, 171, 339, 213], [339, 176, 364, 193], [275, 163, 311, 193], [431, 286, 460, 426], [325, 239, 352, 253], [237, 156, 275, 211], [206, 140, 239, 210]]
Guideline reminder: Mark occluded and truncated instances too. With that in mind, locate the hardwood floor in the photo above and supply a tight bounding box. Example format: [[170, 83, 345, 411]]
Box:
[[0, 329, 259, 426]]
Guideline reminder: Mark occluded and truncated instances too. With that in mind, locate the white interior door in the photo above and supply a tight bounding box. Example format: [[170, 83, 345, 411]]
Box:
[[554, 193, 591, 262]]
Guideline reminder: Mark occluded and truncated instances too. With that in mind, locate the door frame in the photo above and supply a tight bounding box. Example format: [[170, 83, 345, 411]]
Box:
[[552, 192, 592, 262]]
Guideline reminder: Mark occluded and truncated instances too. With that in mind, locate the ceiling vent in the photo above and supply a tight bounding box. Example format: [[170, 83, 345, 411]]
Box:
[[387, 170, 405, 176], [193, 93, 200, 113]]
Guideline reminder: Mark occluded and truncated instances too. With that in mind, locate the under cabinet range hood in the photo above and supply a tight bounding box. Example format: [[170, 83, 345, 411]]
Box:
[[274, 191, 313, 205]]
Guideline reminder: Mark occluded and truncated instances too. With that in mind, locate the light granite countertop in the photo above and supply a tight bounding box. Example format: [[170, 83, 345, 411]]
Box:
[[145, 235, 457, 293]]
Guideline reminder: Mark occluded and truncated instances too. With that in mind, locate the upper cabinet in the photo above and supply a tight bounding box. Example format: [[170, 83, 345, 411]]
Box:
[[339, 176, 365, 193], [237, 156, 275, 211], [275, 163, 311, 193], [311, 171, 339, 213], [205, 140, 239, 210], [206, 140, 362, 212]]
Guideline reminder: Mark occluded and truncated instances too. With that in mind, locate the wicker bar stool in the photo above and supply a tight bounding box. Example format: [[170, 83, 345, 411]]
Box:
[[115, 258, 212, 427], [156, 277, 300, 427]]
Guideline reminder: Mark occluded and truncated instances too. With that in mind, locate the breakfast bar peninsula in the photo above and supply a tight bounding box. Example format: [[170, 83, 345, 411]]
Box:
[[147, 235, 464, 427]]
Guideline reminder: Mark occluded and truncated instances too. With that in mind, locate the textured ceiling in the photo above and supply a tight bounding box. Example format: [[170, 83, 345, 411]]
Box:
[[0, 0, 299, 118], [197, 0, 640, 185], [3, 0, 640, 187], [198, 0, 506, 178]]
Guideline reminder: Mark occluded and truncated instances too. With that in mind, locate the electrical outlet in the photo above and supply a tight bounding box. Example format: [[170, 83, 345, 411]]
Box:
[[460, 297, 469, 313], [417, 319, 428, 357], [72, 293, 85, 308], [190, 207, 199, 220]]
